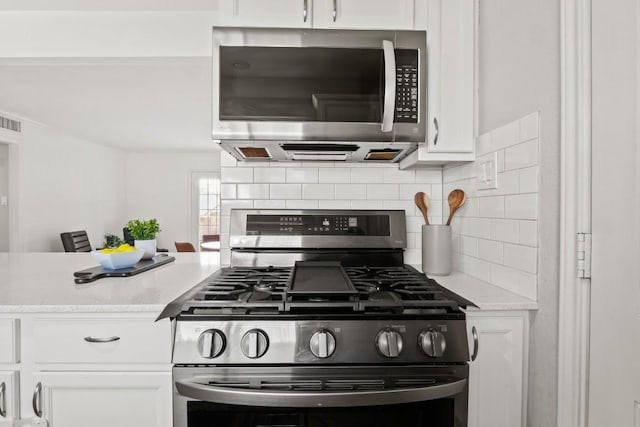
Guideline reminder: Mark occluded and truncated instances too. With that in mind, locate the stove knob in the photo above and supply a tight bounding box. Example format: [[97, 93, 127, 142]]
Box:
[[376, 329, 403, 358], [197, 329, 226, 359], [309, 330, 336, 359], [241, 329, 269, 359], [419, 330, 447, 357]]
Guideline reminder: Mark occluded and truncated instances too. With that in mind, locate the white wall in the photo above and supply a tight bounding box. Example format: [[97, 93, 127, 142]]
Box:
[[444, 113, 540, 300], [126, 151, 220, 251], [0, 143, 8, 251], [479, 1, 560, 426], [14, 119, 127, 251], [219, 151, 443, 267]]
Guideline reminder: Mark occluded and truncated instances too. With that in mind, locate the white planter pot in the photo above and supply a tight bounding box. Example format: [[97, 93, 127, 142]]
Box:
[[134, 239, 157, 260]]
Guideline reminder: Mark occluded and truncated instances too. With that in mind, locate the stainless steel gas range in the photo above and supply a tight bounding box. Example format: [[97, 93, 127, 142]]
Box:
[[159, 209, 477, 427]]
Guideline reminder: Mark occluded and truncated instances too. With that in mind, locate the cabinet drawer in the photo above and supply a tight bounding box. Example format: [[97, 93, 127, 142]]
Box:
[[0, 319, 19, 363], [33, 318, 171, 364]]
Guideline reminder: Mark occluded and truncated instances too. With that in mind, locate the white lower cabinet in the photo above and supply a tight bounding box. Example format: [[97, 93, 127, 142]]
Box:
[[32, 372, 172, 427], [466, 311, 528, 427], [0, 371, 19, 426]]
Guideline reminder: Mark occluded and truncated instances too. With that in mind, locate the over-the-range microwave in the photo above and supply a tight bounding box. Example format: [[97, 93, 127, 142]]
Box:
[[212, 27, 427, 162]]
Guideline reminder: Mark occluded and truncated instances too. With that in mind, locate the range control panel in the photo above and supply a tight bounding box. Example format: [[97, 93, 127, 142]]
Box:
[[246, 214, 390, 236]]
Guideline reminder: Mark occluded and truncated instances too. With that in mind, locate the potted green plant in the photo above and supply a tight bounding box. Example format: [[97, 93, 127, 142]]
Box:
[[103, 233, 124, 249], [126, 218, 161, 259]]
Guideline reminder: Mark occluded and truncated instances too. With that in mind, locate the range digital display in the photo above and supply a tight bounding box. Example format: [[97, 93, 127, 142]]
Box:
[[246, 215, 390, 236]]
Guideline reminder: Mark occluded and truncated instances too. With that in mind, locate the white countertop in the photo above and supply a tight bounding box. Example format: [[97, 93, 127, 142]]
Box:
[[433, 272, 538, 311], [0, 252, 220, 314], [0, 253, 536, 315]]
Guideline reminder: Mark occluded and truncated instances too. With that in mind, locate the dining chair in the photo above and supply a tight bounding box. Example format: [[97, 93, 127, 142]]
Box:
[[60, 230, 92, 252], [175, 242, 197, 252]]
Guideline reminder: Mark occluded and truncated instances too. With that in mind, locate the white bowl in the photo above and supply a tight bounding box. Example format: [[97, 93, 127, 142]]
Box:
[[91, 249, 145, 270]]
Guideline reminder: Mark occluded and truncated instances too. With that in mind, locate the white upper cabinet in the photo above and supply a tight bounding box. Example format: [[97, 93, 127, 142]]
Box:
[[401, 0, 477, 167], [312, 0, 415, 29], [214, 0, 312, 28], [214, 0, 415, 30]]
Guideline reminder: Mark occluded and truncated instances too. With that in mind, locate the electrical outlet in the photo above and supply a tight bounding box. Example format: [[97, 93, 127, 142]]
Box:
[[0, 195, 7, 206], [476, 153, 498, 190]]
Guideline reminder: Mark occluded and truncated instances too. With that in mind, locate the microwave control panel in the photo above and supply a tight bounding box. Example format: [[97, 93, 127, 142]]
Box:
[[394, 49, 419, 123]]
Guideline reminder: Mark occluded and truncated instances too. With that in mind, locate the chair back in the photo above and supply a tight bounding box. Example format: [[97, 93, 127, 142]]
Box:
[[175, 242, 196, 252], [60, 231, 92, 252]]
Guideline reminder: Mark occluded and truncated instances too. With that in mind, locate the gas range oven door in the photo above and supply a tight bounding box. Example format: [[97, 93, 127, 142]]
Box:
[[173, 365, 468, 427]]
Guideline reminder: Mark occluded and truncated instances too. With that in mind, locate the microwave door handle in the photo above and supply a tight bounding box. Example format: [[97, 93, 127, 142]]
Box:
[[175, 378, 466, 407], [381, 40, 396, 133]]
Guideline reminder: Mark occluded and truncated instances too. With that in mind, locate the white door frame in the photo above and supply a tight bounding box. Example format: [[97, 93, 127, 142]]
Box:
[[557, 0, 592, 425], [0, 119, 22, 253]]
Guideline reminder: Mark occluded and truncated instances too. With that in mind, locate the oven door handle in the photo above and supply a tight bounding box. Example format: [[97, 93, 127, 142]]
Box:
[[175, 378, 466, 408]]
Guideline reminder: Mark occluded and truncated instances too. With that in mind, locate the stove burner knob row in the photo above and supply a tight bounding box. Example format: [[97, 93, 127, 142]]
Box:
[[241, 329, 269, 359], [197, 329, 226, 359], [376, 329, 404, 358], [419, 330, 447, 357], [309, 330, 336, 359]]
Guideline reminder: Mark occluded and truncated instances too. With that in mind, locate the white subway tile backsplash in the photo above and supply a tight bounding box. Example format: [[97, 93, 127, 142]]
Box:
[[286, 168, 318, 183], [504, 139, 538, 171], [477, 196, 505, 218], [220, 151, 237, 166], [366, 184, 400, 200], [221, 199, 254, 215], [286, 200, 319, 209], [255, 167, 286, 183], [253, 199, 287, 209], [351, 168, 384, 183], [318, 200, 351, 209], [221, 167, 253, 183], [503, 243, 537, 274], [237, 184, 270, 200], [350, 200, 385, 209], [477, 239, 504, 264], [415, 168, 443, 184], [465, 256, 491, 282], [490, 170, 520, 196], [319, 168, 350, 183], [505, 194, 537, 220], [466, 218, 492, 239], [459, 236, 479, 257], [220, 184, 237, 200], [519, 166, 539, 193], [302, 184, 335, 199], [383, 168, 416, 183], [476, 132, 492, 156], [518, 220, 537, 247], [270, 184, 302, 199], [490, 219, 520, 244], [491, 121, 519, 151], [519, 111, 540, 142], [335, 184, 367, 200]]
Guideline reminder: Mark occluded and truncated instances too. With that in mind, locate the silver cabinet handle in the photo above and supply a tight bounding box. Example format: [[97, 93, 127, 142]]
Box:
[[433, 117, 439, 146], [0, 382, 6, 418], [303, 0, 308, 22], [84, 336, 120, 343], [332, 0, 337, 21], [32, 382, 42, 418], [471, 326, 479, 361]]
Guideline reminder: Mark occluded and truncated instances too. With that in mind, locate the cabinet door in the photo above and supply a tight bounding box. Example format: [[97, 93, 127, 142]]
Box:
[[312, 0, 415, 29], [214, 0, 312, 28], [0, 371, 18, 427], [399, 0, 476, 168], [31, 372, 172, 427], [466, 314, 526, 427]]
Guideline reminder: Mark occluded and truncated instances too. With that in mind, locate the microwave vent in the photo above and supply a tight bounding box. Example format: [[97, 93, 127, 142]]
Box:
[[237, 147, 271, 159], [365, 150, 401, 161], [281, 143, 359, 153]]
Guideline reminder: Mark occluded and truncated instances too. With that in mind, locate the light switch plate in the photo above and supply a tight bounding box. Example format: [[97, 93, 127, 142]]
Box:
[[476, 152, 498, 190]]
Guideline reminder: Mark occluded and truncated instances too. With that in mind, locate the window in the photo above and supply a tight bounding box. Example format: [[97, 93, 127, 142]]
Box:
[[191, 172, 220, 250]]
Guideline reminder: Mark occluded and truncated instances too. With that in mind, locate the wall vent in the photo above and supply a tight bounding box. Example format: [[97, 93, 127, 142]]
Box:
[[0, 115, 21, 133]]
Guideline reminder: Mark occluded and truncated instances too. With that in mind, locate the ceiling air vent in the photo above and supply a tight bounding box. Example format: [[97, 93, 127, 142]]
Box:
[[236, 147, 271, 159], [0, 115, 21, 133]]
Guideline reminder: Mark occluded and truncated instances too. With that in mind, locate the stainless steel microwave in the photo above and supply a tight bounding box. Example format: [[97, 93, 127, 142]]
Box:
[[212, 27, 427, 162]]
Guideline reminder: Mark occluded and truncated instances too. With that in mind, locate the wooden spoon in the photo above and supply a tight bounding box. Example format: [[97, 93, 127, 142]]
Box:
[[446, 189, 466, 225], [414, 191, 430, 225]]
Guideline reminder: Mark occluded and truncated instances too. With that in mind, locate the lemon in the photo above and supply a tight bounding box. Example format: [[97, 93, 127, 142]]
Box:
[[101, 243, 136, 254]]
